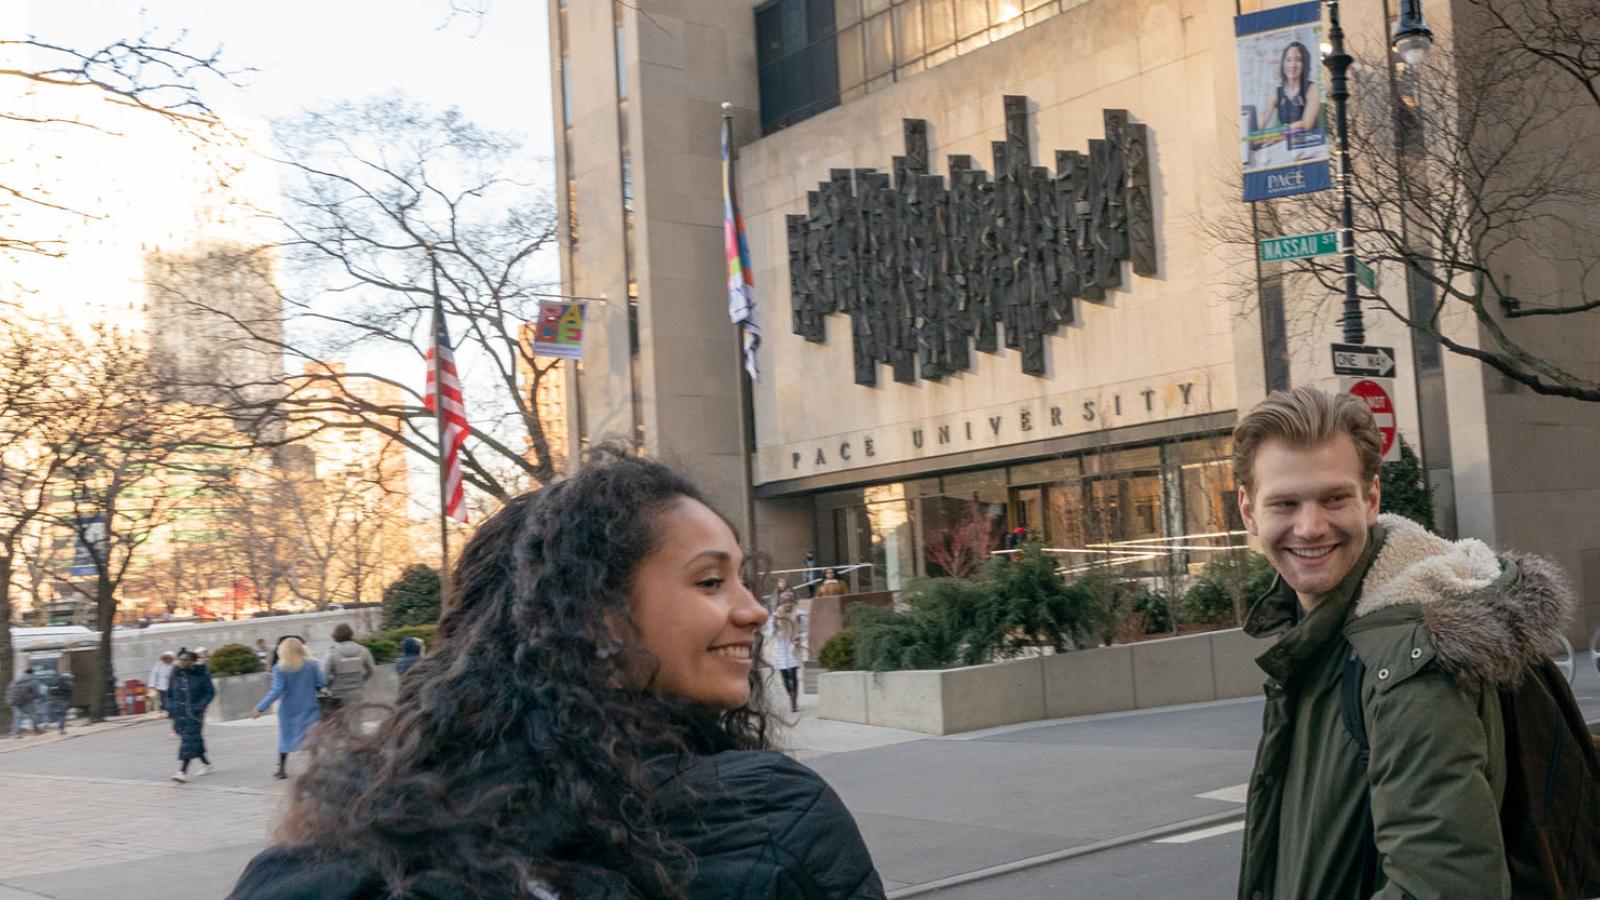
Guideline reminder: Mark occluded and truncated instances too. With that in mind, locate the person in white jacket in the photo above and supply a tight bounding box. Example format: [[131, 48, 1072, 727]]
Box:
[[147, 651, 175, 713]]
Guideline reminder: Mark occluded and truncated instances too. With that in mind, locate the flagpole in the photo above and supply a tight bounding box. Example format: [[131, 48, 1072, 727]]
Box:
[[722, 103, 760, 556], [431, 264, 453, 609]]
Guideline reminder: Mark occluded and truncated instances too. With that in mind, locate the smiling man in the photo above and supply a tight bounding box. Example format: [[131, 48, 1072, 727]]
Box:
[[1232, 388, 1572, 900]]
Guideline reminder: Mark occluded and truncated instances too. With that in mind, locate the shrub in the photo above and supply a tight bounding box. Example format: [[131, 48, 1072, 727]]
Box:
[[1182, 550, 1275, 626], [851, 597, 964, 671], [208, 643, 262, 677], [1134, 586, 1174, 634], [818, 629, 857, 671], [1380, 437, 1436, 532], [1077, 570, 1145, 646], [381, 564, 442, 629], [986, 543, 1104, 654], [851, 541, 1109, 672], [358, 624, 440, 664]]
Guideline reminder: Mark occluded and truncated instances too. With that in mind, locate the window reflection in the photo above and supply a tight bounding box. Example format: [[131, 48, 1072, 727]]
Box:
[[809, 433, 1247, 590]]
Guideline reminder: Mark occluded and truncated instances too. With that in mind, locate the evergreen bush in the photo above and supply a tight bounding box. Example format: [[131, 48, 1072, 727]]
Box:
[[817, 629, 857, 671], [1181, 550, 1275, 626], [358, 624, 439, 664], [381, 564, 442, 629], [1380, 437, 1436, 532], [208, 642, 262, 676], [850, 541, 1109, 672], [1134, 586, 1174, 634]]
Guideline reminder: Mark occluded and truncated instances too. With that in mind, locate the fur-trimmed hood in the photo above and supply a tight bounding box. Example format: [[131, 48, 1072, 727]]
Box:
[[1354, 514, 1575, 685]]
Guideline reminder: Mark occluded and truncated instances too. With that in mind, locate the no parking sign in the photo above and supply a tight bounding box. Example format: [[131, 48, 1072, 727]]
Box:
[[1347, 378, 1399, 462]]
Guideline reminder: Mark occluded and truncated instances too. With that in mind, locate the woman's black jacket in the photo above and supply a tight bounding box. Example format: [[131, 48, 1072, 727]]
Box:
[[226, 748, 886, 900]]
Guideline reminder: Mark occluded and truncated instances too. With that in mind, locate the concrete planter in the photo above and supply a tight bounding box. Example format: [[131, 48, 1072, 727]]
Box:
[[208, 671, 271, 722], [818, 627, 1276, 735]]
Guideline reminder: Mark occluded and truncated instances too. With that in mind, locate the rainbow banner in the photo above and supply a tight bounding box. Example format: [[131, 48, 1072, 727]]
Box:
[[722, 113, 761, 381]]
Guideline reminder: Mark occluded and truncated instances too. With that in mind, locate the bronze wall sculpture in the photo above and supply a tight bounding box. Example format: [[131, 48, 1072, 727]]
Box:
[[786, 96, 1156, 385]]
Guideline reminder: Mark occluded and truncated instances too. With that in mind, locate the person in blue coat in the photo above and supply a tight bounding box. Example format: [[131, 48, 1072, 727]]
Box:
[[167, 650, 215, 783], [250, 636, 326, 780]]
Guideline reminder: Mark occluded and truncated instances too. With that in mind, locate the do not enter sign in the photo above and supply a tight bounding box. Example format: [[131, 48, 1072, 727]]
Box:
[[1348, 378, 1399, 462]]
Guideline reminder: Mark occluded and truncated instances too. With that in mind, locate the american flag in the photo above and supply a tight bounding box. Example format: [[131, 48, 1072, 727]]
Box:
[[424, 298, 469, 523]]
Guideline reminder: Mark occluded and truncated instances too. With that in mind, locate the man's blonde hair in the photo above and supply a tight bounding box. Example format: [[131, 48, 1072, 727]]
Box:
[[1233, 387, 1382, 493], [277, 636, 310, 673]]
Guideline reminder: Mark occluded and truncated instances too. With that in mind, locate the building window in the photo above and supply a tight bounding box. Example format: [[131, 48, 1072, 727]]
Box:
[[756, 0, 843, 133], [560, 57, 573, 128], [615, 22, 628, 99], [811, 433, 1246, 589], [756, 0, 1074, 133]]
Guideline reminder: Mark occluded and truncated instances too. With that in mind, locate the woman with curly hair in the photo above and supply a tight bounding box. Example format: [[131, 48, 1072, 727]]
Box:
[[226, 448, 885, 900]]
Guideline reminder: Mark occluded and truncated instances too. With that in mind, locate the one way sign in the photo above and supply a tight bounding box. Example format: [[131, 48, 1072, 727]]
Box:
[[1331, 343, 1396, 377]]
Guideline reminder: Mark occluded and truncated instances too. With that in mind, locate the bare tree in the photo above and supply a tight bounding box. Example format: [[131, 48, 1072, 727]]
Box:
[[0, 314, 75, 729], [47, 327, 197, 720], [1208, 17, 1600, 400], [0, 30, 243, 259], [158, 94, 565, 504]]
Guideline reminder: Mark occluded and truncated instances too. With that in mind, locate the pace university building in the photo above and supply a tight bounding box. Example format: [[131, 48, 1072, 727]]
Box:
[[548, 0, 1600, 639]]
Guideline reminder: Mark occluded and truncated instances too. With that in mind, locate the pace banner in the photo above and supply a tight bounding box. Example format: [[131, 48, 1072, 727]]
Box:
[[1236, 1, 1330, 201], [531, 301, 585, 360]]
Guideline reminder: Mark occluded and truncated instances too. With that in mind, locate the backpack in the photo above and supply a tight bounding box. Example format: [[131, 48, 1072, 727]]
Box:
[[47, 676, 73, 700], [7, 677, 37, 706], [328, 646, 368, 696], [1342, 648, 1600, 898]]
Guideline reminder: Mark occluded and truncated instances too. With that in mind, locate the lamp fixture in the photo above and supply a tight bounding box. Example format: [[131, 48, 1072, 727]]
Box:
[[1391, 0, 1434, 66]]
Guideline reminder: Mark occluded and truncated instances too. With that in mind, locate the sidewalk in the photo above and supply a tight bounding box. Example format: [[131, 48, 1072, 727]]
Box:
[[5, 667, 1594, 900]]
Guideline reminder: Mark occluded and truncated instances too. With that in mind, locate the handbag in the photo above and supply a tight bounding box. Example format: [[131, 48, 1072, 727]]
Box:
[[316, 688, 341, 715]]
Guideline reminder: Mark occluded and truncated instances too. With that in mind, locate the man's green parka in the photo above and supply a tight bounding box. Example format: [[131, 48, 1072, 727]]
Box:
[[1237, 514, 1574, 900]]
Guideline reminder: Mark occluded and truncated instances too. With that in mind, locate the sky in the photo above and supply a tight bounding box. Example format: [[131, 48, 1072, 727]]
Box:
[[19, 0, 560, 517], [24, 0, 554, 153]]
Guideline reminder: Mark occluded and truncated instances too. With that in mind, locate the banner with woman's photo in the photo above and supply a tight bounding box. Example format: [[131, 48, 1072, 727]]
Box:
[[1236, 1, 1330, 201]]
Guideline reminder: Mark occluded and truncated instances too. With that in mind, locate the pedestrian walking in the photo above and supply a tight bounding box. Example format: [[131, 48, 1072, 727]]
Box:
[[253, 639, 271, 669], [227, 447, 885, 900], [320, 624, 374, 710], [802, 550, 818, 597], [815, 567, 848, 598], [393, 636, 424, 677], [251, 636, 325, 780], [147, 651, 175, 714], [8, 668, 43, 738], [1233, 388, 1579, 900], [167, 650, 215, 783], [44, 672, 73, 734], [766, 582, 805, 713]]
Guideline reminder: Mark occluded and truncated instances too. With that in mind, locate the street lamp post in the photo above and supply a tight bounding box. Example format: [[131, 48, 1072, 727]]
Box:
[[1322, 0, 1433, 344], [1324, 0, 1360, 343]]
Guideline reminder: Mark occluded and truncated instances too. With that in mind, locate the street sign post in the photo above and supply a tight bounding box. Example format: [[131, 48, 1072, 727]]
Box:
[[1259, 230, 1338, 262], [1346, 377, 1400, 462], [1331, 343, 1395, 377]]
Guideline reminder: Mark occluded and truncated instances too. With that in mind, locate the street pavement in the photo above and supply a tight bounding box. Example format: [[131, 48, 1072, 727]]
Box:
[[1, 654, 1596, 900]]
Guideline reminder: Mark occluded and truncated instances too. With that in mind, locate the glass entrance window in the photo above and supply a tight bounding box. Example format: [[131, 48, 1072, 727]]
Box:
[[808, 431, 1240, 588]]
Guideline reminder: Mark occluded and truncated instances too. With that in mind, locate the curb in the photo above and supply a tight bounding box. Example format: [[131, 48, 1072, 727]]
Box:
[[0, 713, 162, 754], [884, 808, 1248, 898]]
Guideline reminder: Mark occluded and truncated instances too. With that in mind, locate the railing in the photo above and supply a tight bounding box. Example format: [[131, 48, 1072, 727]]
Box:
[[991, 530, 1252, 577], [767, 563, 878, 598]]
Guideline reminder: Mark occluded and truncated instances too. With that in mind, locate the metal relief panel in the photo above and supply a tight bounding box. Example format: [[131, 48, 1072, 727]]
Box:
[[784, 97, 1156, 380]]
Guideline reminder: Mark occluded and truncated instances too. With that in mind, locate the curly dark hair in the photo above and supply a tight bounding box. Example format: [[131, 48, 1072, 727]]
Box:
[[275, 448, 773, 897]]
